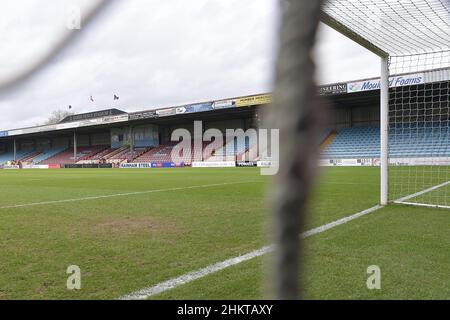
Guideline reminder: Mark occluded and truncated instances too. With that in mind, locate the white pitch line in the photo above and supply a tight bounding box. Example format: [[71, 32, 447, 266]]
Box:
[[120, 180, 450, 300], [119, 204, 383, 300], [393, 201, 450, 209], [395, 180, 450, 203], [119, 245, 275, 300], [0, 181, 259, 210]]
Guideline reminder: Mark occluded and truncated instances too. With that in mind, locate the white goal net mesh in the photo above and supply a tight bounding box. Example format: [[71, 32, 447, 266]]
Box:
[[323, 0, 450, 208], [389, 53, 450, 208]]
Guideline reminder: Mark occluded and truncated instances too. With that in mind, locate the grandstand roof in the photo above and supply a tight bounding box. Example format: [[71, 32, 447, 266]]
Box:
[[322, 0, 450, 57], [1, 67, 449, 139]]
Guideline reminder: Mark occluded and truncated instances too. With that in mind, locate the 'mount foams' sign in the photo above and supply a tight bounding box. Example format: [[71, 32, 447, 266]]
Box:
[[347, 73, 424, 93], [60, 109, 126, 123]]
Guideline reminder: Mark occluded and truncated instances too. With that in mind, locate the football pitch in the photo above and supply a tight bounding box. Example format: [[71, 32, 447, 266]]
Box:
[[0, 167, 448, 299]]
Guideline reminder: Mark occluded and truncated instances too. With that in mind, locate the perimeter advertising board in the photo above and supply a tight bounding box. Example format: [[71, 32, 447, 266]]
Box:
[[192, 161, 236, 168]]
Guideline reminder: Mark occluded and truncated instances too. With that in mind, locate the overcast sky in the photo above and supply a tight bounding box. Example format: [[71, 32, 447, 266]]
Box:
[[0, 0, 379, 131]]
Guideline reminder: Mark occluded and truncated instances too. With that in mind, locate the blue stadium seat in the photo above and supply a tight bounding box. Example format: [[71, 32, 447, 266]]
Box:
[[321, 125, 450, 159]]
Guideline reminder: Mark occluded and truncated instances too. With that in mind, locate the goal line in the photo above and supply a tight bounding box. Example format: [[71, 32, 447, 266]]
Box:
[[392, 180, 450, 209]]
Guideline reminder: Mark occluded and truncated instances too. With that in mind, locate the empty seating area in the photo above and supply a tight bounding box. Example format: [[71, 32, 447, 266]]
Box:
[[322, 127, 380, 158], [322, 125, 450, 159], [390, 125, 450, 157], [41, 146, 107, 165], [132, 140, 227, 164], [134, 142, 178, 164], [7, 125, 450, 165], [207, 137, 250, 161], [32, 148, 67, 164], [107, 147, 150, 163], [0, 150, 34, 165]]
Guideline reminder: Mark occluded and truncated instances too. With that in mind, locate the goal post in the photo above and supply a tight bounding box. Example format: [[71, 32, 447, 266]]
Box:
[[380, 56, 389, 206]]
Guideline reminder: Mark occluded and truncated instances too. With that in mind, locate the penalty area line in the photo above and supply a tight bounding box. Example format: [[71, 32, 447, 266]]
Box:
[[0, 181, 260, 211], [119, 204, 383, 300], [120, 180, 450, 299]]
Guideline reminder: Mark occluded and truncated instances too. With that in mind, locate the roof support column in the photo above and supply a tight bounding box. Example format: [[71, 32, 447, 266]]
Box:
[[13, 139, 17, 161], [73, 131, 77, 163], [130, 126, 134, 162]]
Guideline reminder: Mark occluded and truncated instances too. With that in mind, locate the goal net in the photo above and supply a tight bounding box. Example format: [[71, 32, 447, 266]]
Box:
[[389, 53, 450, 208], [323, 0, 450, 208]]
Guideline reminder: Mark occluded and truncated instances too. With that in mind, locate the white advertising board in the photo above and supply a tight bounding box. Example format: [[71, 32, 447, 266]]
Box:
[[192, 161, 236, 168]]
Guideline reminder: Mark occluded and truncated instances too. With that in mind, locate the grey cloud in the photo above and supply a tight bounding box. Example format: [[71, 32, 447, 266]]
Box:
[[0, 0, 376, 131]]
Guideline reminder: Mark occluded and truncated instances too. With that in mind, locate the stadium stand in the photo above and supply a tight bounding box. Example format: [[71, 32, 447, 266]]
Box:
[[320, 131, 337, 151], [320, 129, 332, 144], [40, 146, 106, 165], [321, 127, 380, 158], [85, 147, 117, 162], [133, 142, 178, 163], [206, 137, 250, 161], [0, 150, 34, 164], [107, 147, 149, 163], [321, 125, 450, 159], [32, 148, 67, 164], [389, 123, 450, 157], [20, 151, 42, 163], [132, 140, 225, 164]]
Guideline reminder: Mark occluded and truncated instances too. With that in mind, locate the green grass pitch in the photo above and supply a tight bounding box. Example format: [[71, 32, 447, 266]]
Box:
[[0, 167, 448, 299]]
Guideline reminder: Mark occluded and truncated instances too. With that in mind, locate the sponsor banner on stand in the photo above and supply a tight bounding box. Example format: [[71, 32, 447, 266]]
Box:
[[129, 110, 158, 121], [236, 94, 272, 107], [236, 161, 257, 167], [102, 114, 129, 124], [8, 114, 129, 137], [156, 108, 176, 117], [184, 103, 213, 114], [192, 161, 236, 168], [318, 83, 347, 95], [212, 99, 236, 110], [175, 107, 187, 114], [347, 73, 425, 93], [60, 109, 125, 123], [0, 131, 8, 137]]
